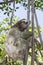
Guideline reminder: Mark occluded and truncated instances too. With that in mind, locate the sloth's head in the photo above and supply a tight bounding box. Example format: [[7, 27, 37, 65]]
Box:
[[11, 19, 28, 31], [17, 19, 28, 31]]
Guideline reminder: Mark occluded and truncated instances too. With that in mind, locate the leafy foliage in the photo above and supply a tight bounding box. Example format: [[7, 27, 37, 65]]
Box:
[[0, 18, 9, 63], [0, 0, 43, 16]]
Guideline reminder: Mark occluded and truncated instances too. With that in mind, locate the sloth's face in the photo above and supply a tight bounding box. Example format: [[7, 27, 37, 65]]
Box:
[[17, 20, 28, 31], [11, 19, 28, 31]]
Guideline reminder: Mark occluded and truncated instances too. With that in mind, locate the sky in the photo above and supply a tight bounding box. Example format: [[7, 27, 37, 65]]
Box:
[[0, 1, 43, 28]]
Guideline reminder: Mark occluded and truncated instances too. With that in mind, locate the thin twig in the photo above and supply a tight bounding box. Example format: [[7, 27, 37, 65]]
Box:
[[35, 9, 43, 48], [31, 0, 35, 65], [10, 1, 15, 27], [23, 0, 30, 65]]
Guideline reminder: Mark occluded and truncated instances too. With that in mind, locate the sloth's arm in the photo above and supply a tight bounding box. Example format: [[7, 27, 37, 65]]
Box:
[[21, 31, 32, 39]]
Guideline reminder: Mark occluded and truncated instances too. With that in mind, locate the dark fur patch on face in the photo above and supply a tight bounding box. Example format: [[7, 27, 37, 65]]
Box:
[[11, 19, 28, 31], [17, 19, 28, 31]]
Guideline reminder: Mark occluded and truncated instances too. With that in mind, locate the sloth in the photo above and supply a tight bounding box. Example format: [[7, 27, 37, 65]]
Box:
[[4, 19, 32, 60]]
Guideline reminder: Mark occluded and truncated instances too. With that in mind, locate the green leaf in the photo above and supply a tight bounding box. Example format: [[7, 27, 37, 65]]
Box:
[[16, 7, 19, 9]]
